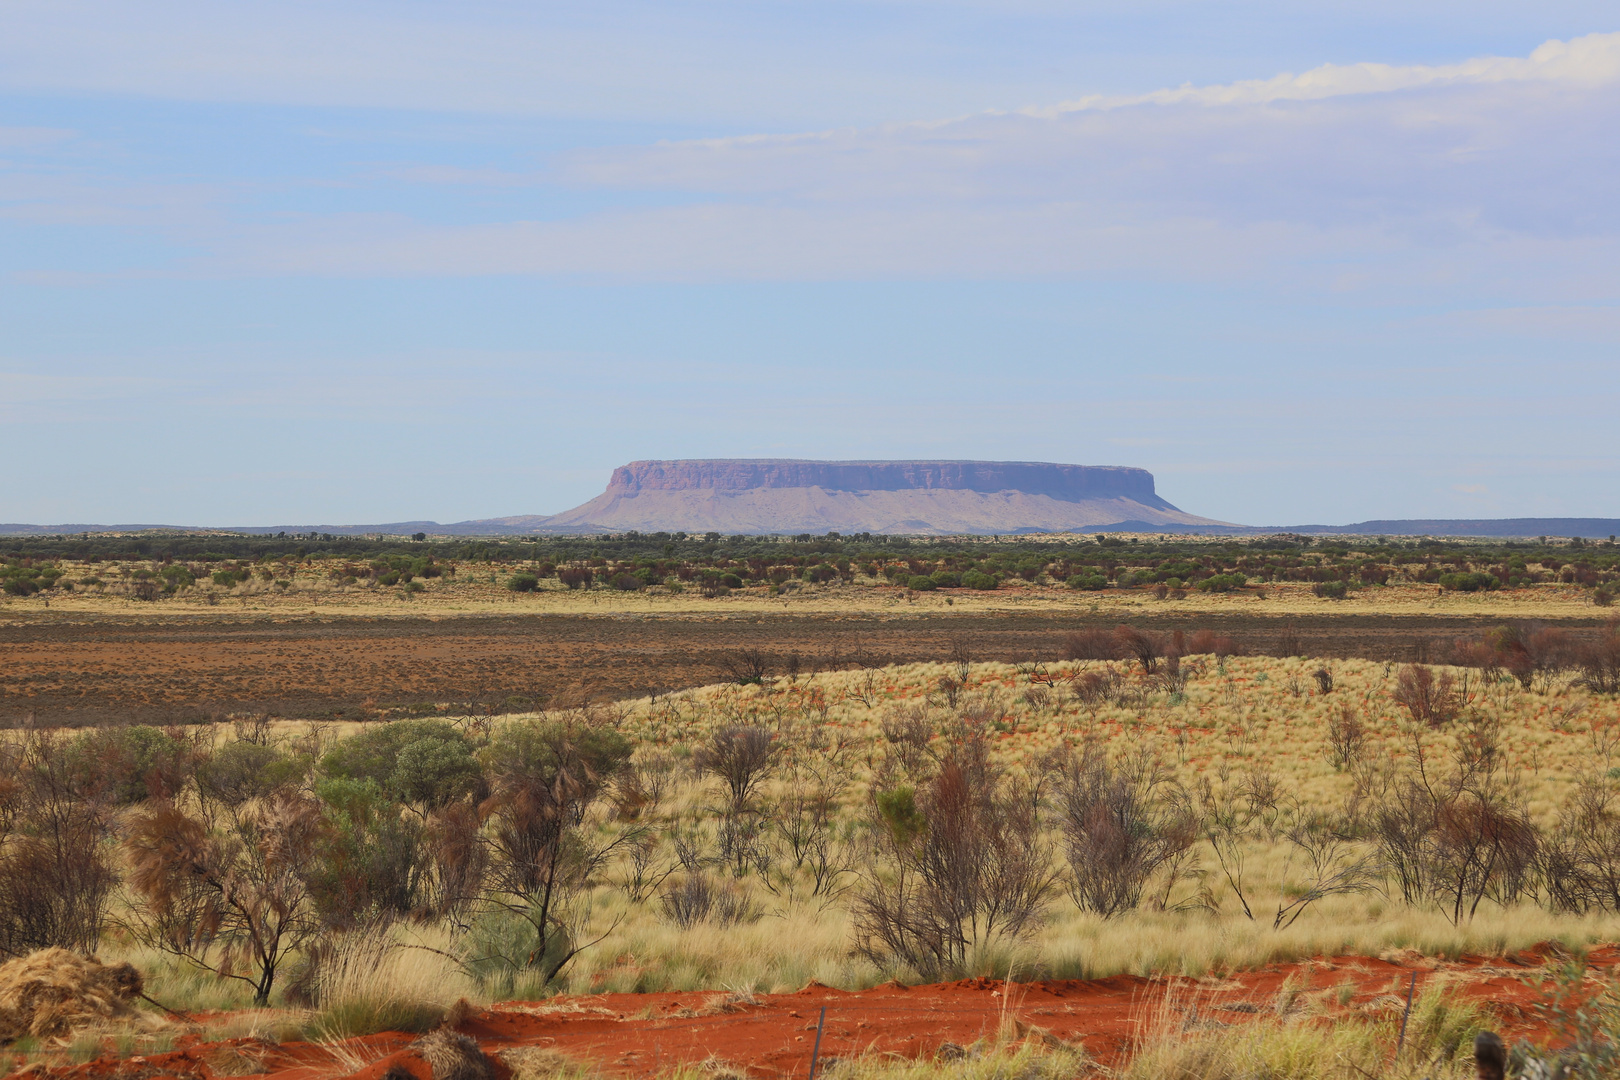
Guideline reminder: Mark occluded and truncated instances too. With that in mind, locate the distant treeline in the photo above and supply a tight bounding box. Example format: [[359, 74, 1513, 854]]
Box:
[[4, 530, 1618, 602]]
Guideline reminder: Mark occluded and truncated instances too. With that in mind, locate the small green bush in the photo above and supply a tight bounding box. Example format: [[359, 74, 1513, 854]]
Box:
[[930, 571, 962, 588], [609, 571, 644, 591], [907, 575, 938, 591], [1439, 571, 1499, 592], [1066, 573, 1108, 591], [507, 573, 540, 592], [377, 571, 401, 586], [720, 573, 743, 589], [961, 570, 999, 590], [1195, 573, 1247, 593], [2, 577, 36, 596], [1313, 580, 1349, 599]]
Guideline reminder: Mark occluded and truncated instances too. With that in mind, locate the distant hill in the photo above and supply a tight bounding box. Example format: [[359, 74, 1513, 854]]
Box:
[[525, 459, 1227, 535], [4, 468, 1617, 539]]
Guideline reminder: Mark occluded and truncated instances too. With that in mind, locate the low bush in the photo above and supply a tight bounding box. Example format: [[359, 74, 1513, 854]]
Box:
[[558, 566, 593, 589], [1195, 573, 1247, 593], [1313, 580, 1349, 599], [907, 575, 938, 591], [507, 573, 539, 592], [961, 570, 998, 590], [1066, 574, 1108, 591], [930, 571, 962, 588], [608, 571, 644, 591], [1440, 571, 1499, 592]]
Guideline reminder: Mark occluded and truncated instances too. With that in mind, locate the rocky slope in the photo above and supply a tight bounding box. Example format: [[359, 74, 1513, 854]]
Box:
[[532, 459, 1225, 534]]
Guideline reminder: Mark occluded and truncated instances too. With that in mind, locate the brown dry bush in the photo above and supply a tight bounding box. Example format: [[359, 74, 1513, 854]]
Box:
[[477, 718, 633, 982], [0, 733, 117, 957], [1392, 665, 1463, 727], [1054, 744, 1196, 917], [124, 791, 327, 1004], [1060, 628, 1117, 662], [1371, 730, 1539, 924], [1113, 625, 1163, 674], [855, 736, 1056, 979], [1576, 619, 1620, 694], [1326, 705, 1366, 772]]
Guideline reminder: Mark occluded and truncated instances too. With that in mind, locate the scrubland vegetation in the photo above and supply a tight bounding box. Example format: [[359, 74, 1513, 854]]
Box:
[[2, 614, 1619, 1066], [3, 530, 1617, 609]]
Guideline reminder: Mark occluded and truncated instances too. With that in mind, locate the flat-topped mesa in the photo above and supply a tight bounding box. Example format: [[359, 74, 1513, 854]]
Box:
[[536, 458, 1226, 535], [608, 460, 1169, 505]]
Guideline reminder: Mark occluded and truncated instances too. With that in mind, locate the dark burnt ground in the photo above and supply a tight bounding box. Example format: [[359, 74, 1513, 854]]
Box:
[[0, 610, 1607, 726]]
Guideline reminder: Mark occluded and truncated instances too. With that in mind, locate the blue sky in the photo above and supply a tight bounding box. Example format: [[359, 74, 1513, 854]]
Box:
[[3, 1, 1618, 527]]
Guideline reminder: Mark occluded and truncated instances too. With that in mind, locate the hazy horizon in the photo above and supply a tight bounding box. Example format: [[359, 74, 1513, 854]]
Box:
[[4, 2, 1618, 527]]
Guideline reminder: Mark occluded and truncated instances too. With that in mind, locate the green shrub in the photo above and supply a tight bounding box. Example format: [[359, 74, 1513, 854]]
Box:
[[378, 570, 401, 586], [160, 566, 195, 589], [1313, 580, 1349, 599], [907, 575, 938, 591], [719, 573, 743, 589], [507, 573, 540, 592], [1066, 573, 1108, 591], [1439, 571, 1499, 592], [961, 570, 999, 590], [199, 741, 305, 806], [322, 720, 481, 808], [2, 577, 36, 596], [609, 571, 644, 591], [211, 569, 248, 587], [930, 571, 962, 588], [1195, 573, 1247, 593]]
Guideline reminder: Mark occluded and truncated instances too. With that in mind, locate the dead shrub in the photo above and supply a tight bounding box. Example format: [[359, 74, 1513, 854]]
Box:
[[1326, 705, 1366, 772], [0, 733, 117, 957], [1060, 628, 1118, 662], [124, 791, 328, 1004], [1576, 619, 1620, 694], [659, 874, 760, 928], [693, 726, 777, 816], [1371, 731, 1539, 923], [854, 737, 1055, 979], [1054, 744, 1196, 917], [1312, 667, 1333, 695], [1114, 625, 1163, 674], [1392, 665, 1463, 727], [1541, 775, 1620, 913]]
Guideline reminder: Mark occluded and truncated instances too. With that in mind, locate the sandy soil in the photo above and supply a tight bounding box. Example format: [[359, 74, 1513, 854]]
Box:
[[4, 947, 1608, 1080]]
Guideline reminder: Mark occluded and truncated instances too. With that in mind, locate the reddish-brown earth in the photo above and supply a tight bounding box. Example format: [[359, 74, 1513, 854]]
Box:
[[7, 947, 1612, 1080], [3, 610, 1595, 726]]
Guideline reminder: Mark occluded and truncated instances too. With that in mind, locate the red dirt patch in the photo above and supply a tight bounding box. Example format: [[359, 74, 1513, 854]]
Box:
[[8, 947, 1616, 1080]]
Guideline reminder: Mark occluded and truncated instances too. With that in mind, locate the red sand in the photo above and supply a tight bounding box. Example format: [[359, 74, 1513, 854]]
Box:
[[7, 946, 1615, 1080]]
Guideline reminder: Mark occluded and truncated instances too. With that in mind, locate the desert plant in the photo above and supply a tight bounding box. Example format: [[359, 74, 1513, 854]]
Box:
[[1393, 665, 1463, 726], [1054, 744, 1195, 917], [1114, 625, 1163, 674], [854, 737, 1056, 978], [476, 718, 633, 981], [694, 726, 777, 817], [124, 791, 328, 1004], [507, 573, 540, 593], [0, 733, 117, 956], [1061, 628, 1117, 661]]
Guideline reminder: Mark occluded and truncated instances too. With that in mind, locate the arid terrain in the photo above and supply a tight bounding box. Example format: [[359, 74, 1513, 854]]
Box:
[[4, 602, 1614, 725]]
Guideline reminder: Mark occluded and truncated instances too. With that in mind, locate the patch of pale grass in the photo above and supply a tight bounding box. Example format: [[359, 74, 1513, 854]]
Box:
[[306, 923, 478, 1037], [1118, 977, 1484, 1080]]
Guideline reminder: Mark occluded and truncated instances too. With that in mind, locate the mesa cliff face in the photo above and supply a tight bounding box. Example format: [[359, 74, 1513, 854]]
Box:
[[536, 459, 1225, 535]]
